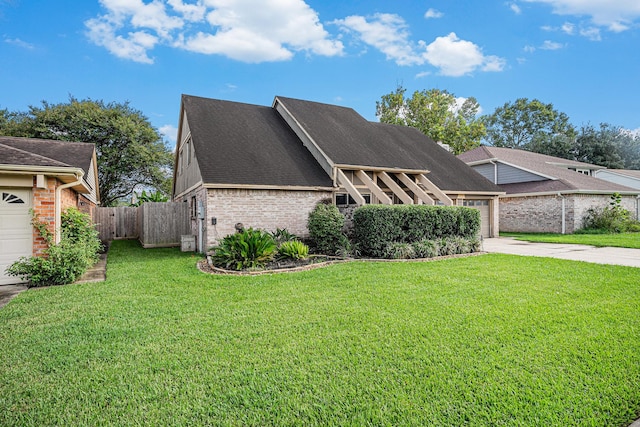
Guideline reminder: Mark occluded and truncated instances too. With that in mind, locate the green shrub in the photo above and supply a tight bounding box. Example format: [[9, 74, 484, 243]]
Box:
[[307, 203, 347, 255], [211, 228, 276, 270], [277, 240, 309, 260], [581, 193, 637, 233], [270, 228, 299, 245], [7, 208, 102, 287], [412, 239, 439, 258], [353, 205, 480, 257], [384, 242, 416, 259]]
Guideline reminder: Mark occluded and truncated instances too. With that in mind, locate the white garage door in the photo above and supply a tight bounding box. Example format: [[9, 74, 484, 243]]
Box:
[[463, 199, 491, 238], [0, 189, 32, 285]]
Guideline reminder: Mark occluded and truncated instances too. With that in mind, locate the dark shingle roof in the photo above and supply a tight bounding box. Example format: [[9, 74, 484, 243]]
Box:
[[370, 123, 502, 192], [0, 136, 95, 176], [182, 95, 332, 188], [277, 97, 432, 170], [277, 96, 501, 192], [0, 143, 70, 168]]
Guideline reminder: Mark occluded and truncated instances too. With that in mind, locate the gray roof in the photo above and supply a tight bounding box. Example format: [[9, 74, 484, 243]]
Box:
[[0, 143, 70, 168], [183, 94, 502, 194], [277, 97, 432, 171], [182, 95, 333, 188], [459, 146, 638, 194], [0, 136, 95, 177], [277, 96, 501, 192], [370, 123, 501, 192]]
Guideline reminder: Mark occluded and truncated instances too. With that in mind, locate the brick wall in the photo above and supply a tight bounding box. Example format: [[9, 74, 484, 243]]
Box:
[[190, 188, 332, 248], [500, 193, 639, 234], [31, 177, 92, 256], [32, 177, 57, 255]]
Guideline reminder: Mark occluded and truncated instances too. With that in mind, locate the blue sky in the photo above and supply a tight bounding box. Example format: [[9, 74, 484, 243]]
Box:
[[1, 0, 639, 146]]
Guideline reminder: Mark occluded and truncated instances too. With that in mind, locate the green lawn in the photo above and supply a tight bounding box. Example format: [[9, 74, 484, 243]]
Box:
[[1, 240, 639, 426], [502, 232, 640, 249]]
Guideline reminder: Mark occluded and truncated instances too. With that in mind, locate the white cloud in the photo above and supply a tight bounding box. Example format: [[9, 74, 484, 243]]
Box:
[[333, 13, 421, 66], [85, 0, 343, 64], [159, 124, 178, 144], [542, 20, 602, 41], [522, 0, 640, 32], [424, 8, 443, 19], [4, 37, 34, 49], [509, 3, 522, 14], [580, 26, 601, 40], [334, 16, 505, 75], [415, 71, 431, 78], [561, 22, 574, 34], [540, 40, 564, 50], [524, 44, 536, 52], [422, 32, 506, 76]]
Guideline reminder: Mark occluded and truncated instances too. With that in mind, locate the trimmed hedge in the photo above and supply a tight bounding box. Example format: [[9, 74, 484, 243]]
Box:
[[353, 204, 480, 258]]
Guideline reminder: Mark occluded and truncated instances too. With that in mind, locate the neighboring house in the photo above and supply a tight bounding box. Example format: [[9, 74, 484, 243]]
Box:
[[458, 146, 640, 234], [172, 95, 503, 252], [0, 136, 100, 285], [595, 169, 640, 191]]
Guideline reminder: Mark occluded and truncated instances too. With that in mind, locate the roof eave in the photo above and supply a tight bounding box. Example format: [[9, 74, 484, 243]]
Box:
[[502, 189, 640, 198], [0, 165, 90, 193], [203, 183, 335, 191], [334, 164, 430, 175]]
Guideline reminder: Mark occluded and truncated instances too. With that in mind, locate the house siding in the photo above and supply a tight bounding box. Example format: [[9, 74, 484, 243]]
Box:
[[594, 170, 640, 190], [474, 163, 495, 182], [500, 194, 638, 234], [496, 163, 546, 184]]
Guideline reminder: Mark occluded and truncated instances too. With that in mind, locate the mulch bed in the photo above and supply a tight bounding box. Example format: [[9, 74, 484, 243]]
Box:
[[198, 252, 487, 276]]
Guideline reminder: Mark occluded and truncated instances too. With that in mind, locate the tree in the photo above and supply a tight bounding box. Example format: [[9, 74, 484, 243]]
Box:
[[376, 86, 486, 154], [573, 123, 625, 169], [0, 97, 173, 206], [482, 98, 576, 152]]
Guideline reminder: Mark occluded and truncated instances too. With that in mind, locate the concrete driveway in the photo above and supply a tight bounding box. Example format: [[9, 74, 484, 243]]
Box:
[[482, 237, 640, 268]]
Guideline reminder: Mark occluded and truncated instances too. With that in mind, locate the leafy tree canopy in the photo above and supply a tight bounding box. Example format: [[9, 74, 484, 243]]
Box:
[[0, 97, 173, 206], [574, 123, 640, 169], [376, 86, 486, 154], [482, 98, 576, 151]]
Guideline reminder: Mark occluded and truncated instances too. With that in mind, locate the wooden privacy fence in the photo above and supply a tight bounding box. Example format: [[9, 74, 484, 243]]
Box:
[[93, 202, 191, 248]]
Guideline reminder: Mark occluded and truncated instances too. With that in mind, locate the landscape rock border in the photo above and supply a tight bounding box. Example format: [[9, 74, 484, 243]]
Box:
[[197, 252, 487, 276]]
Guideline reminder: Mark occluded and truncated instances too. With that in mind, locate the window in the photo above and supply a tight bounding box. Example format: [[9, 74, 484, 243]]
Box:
[[463, 200, 489, 207], [336, 193, 370, 205], [190, 196, 197, 219], [2, 192, 25, 204], [186, 137, 192, 165]]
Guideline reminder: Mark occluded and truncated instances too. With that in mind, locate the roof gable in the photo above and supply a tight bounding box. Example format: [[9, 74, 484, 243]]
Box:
[[181, 95, 332, 188], [459, 146, 638, 194]]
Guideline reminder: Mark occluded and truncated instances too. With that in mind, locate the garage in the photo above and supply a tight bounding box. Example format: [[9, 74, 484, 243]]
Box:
[[0, 189, 32, 285], [463, 199, 491, 238]]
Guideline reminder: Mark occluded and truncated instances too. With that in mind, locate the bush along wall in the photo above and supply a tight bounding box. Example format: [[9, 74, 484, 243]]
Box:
[[353, 204, 480, 258], [7, 208, 102, 287]]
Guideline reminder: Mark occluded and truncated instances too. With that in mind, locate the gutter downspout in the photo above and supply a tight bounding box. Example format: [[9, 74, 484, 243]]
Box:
[[55, 173, 84, 244], [557, 193, 566, 234]]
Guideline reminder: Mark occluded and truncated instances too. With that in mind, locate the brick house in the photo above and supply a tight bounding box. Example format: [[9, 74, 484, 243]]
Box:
[[458, 146, 640, 233], [0, 136, 100, 285], [172, 95, 503, 252]]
